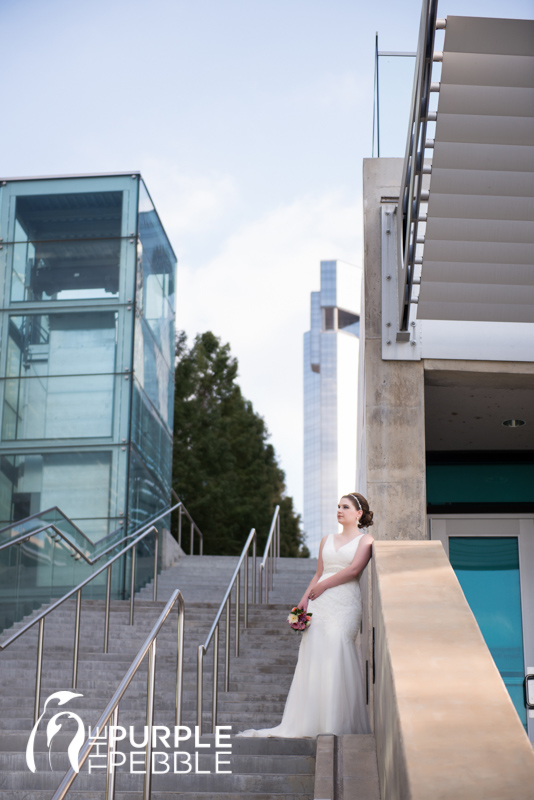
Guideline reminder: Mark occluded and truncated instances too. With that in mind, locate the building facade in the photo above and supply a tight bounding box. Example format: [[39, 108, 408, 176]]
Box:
[[356, 12, 534, 796], [0, 174, 176, 543], [303, 259, 362, 556]]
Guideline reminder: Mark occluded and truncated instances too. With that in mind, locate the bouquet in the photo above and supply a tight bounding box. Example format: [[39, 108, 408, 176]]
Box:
[[286, 606, 312, 632]]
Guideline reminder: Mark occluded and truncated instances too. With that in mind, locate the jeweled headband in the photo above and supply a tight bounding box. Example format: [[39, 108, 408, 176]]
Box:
[[349, 494, 362, 510]]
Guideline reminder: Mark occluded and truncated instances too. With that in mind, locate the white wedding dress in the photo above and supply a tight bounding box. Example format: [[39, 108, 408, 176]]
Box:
[[237, 532, 372, 737]]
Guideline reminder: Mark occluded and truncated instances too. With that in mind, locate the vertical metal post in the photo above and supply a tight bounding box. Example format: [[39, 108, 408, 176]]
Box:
[[104, 565, 112, 654], [244, 548, 249, 628], [212, 625, 219, 733], [178, 506, 182, 548], [190, 521, 194, 555], [376, 33, 381, 158], [72, 589, 82, 689], [235, 568, 240, 657], [129, 545, 137, 626], [197, 646, 204, 734], [34, 618, 45, 726], [106, 705, 119, 800], [143, 640, 157, 800], [175, 602, 184, 727], [199, 528, 203, 556], [224, 596, 231, 691], [252, 536, 256, 604], [153, 530, 159, 602], [259, 564, 263, 605]]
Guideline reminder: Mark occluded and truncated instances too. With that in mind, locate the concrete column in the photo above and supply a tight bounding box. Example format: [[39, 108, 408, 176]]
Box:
[[360, 158, 427, 542]]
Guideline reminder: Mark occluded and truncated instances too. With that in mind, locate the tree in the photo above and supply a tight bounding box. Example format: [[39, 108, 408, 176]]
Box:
[[172, 331, 306, 556]]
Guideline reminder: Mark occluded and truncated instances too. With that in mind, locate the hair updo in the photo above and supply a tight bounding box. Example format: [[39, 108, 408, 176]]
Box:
[[344, 492, 374, 529]]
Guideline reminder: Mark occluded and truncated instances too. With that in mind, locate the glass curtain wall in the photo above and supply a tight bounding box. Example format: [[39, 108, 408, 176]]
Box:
[[130, 180, 175, 531], [0, 175, 176, 626]]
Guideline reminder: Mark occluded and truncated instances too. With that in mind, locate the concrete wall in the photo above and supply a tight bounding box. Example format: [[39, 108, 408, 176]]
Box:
[[372, 539, 534, 800], [359, 158, 427, 542]]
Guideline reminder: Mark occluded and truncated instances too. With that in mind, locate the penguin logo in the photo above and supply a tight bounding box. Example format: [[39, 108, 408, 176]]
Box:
[[26, 691, 85, 773]]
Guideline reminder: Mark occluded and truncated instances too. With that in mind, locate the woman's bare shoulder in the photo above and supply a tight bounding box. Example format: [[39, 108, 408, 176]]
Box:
[[360, 531, 375, 543]]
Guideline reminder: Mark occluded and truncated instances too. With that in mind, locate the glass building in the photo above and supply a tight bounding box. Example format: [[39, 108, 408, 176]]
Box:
[[303, 260, 362, 556], [0, 173, 176, 542]]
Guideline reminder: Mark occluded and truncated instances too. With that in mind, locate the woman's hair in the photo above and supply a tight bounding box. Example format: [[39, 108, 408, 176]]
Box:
[[343, 493, 374, 529]]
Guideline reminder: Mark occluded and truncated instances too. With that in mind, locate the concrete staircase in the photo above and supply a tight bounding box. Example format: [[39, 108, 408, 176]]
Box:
[[0, 555, 323, 799]]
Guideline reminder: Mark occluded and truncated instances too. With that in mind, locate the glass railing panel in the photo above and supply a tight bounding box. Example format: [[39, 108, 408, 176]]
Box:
[[0, 502, 174, 633]]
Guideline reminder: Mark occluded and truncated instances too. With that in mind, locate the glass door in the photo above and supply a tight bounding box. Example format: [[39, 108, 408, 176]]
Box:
[[430, 516, 534, 743]]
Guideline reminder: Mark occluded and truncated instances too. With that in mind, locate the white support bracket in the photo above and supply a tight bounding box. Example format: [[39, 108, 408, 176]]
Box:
[[381, 204, 422, 361]]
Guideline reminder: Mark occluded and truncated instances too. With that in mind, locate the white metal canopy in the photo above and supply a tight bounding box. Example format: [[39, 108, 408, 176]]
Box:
[[417, 16, 534, 323]]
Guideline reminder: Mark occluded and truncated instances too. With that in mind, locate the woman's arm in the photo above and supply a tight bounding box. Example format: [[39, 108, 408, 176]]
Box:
[[297, 535, 328, 612], [310, 535, 374, 598]]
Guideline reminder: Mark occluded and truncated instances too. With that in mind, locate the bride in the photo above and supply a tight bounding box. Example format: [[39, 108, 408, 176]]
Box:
[[238, 492, 374, 737]]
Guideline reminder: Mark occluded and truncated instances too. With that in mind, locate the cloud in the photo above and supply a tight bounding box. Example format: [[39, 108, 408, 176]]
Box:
[[176, 190, 362, 516], [139, 160, 239, 240], [296, 71, 369, 110]]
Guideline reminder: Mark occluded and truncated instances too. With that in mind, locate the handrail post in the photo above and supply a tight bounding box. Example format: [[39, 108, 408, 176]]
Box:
[[106, 705, 119, 800], [199, 527, 203, 556], [224, 595, 231, 691], [153, 530, 159, 602], [212, 624, 219, 733], [104, 565, 112, 654], [72, 589, 82, 689], [244, 547, 249, 628], [190, 520, 194, 555], [175, 601, 184, 727], [197, 645, 204, 735], [235, 567, 240, 657], [259, 564, 263, 605], [143, 639, 157, 800], [34, 618, 45, 726], [252, 536, 256, 604], [178, 505, 183, 548], [129, 545, 137, 625]]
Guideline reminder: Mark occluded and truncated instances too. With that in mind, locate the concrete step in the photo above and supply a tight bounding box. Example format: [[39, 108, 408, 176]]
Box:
[[0, 770, 315, 793], [0, 555, 323, 799]]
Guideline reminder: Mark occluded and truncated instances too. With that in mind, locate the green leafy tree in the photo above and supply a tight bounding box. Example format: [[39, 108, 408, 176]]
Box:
[[172, 331, 306, 556]]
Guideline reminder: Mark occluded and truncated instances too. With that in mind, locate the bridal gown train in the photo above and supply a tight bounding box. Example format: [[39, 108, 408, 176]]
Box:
[[237, 532, 372, 737]]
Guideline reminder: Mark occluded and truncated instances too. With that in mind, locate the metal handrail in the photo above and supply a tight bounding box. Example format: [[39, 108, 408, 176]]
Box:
[[0, 501, 184, 564], [196, 527, 257, 735], [397, 0, 440, 331], [0, 523, 162, 726], [51, 589, 185, 800], [0, 505, 96, 545], [258, 505, 280, 603], [172, 489, 203, 555]]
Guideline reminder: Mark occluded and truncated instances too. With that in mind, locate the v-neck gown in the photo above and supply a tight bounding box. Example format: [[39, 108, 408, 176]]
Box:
[[237, 532, 372, 737]]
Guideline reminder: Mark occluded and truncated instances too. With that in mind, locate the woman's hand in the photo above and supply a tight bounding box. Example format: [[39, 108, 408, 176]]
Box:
[[308, 584, 325, 601], [297, 597, 308, 613]]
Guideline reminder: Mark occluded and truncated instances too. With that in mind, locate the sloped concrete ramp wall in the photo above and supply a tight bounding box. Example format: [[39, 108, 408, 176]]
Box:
[[372, 539, 534, 800]]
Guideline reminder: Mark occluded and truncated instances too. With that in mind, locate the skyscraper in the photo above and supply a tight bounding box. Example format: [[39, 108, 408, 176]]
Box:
[[303, 260, 362, 556]]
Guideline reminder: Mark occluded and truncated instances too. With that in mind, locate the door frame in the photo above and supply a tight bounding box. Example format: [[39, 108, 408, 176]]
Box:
[[429, 513, 534, 744]]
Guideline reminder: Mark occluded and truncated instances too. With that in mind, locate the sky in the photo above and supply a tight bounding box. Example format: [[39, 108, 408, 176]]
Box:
[[1, 0, 532, 527]]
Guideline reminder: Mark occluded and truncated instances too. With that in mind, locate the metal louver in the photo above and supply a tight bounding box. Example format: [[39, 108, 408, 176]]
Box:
[[417, 16, 534, 323]]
